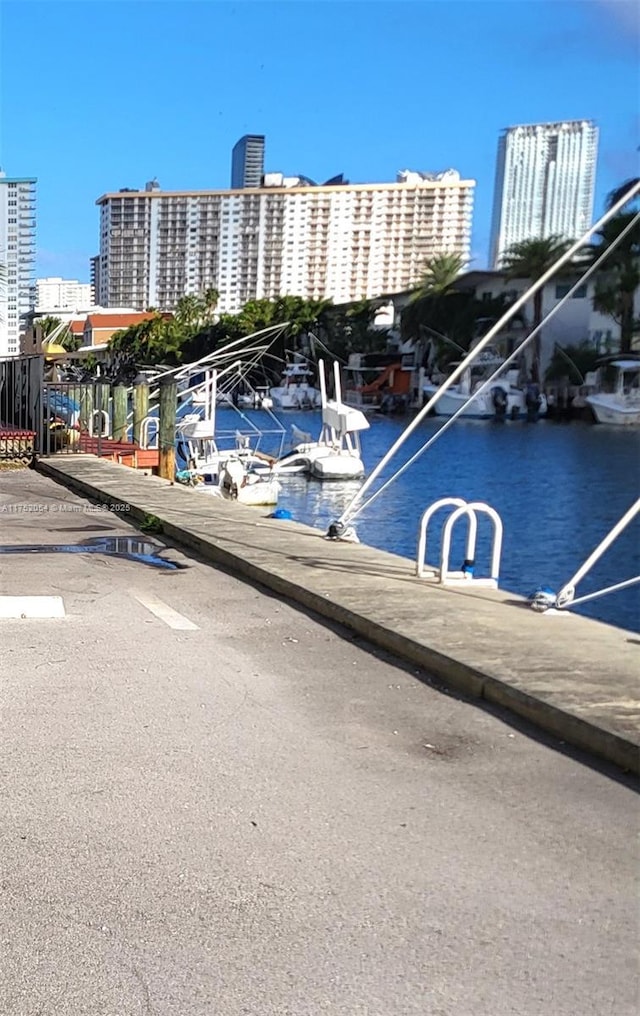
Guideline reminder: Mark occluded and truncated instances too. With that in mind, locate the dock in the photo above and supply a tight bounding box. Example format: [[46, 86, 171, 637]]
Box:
[[37, 453, 640, 775], [76, 435, 160, 470]]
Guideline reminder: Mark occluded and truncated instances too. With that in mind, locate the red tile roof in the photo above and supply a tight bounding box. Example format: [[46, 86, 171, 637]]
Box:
[[69, 319, 86, 333], [87, 312, 157, 329]]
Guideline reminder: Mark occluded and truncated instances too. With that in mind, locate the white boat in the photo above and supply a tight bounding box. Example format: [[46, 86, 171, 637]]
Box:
[[423, 347, 547, 420], [237, 386, 274, 410], [176, 373, 282, 505], [271, 361, 369, 480], [586, 359, 640, 426], [270, 362, 322, 409], [217, 457, 281, 506], [192, 386, 233, 407]]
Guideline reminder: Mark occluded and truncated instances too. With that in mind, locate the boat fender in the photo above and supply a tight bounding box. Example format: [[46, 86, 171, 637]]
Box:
[[270, 508, 292, 520], [461, 558, 475, 577], [528, 587, 557, 612]]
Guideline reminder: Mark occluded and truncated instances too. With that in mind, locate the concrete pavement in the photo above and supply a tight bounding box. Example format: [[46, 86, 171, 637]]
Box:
[[35, 454, 640, 774], [0, 469, 638, 1015]]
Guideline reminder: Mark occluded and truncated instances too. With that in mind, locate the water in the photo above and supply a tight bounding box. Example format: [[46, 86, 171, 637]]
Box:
[[0, 536, 181, 570], [215, 407, 640, 633]]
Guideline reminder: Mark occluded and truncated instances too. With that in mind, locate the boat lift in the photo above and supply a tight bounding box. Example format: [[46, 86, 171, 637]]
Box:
[[416, 497, 503, 588]]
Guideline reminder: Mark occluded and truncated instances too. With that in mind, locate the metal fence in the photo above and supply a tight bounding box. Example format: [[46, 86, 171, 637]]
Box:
[[0, 355, 43, 460], [41, 380, 113, 456]]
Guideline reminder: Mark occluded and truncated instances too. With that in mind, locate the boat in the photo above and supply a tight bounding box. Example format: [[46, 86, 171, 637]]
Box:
[[175, 371, 282, 505], [585, 358, 640, 426], [270, 362, 322, 410], [271, 361, 369, 479], [423, 346, 547, 420], [237, 386, 274, 410], [343, 357, 411, 415], [216, 457, 281, 506]]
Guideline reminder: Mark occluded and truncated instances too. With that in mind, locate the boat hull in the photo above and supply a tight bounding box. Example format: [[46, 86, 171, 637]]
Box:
[[586, 396, 640, 426], [310, 455, 365, 480], [270, 386, 321, 410], [423, 385, 547, 420], [223, 480, 280, 506]]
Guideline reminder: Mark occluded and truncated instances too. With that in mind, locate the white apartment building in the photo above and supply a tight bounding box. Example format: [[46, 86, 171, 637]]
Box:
[[35, 276, 93, 312], [489, 120, 598, 269], [0, 171, 36, 358], [96, 171, 475, 314]]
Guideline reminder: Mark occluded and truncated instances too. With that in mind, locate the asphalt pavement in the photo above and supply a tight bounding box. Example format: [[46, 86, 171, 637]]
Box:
[[0, 470, 638, 1016]]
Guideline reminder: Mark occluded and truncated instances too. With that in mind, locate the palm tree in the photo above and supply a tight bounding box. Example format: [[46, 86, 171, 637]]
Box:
[[586, 178, 640, 354], [411, 252, 466, 300], [500, 235, 574, 382]]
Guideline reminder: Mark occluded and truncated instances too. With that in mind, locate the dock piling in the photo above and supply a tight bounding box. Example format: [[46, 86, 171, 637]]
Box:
[[158, 378, 177, 481]]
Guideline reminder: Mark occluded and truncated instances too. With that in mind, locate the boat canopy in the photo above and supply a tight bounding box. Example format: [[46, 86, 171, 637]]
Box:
[[610, 360, 640, 371], [323, 401, 370, 435]]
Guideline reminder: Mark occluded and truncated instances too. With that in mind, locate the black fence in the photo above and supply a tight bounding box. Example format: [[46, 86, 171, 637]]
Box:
[[41, 380, 113, 456], [0, 355, 43, 459]]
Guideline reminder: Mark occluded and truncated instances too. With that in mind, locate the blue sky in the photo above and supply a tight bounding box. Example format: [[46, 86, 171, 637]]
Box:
[[0, 0, 638, 281]]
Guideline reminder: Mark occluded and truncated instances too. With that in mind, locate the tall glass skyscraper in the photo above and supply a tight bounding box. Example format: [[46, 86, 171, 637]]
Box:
[[489, 120, 598, 269], [231, 135, 265, 189]]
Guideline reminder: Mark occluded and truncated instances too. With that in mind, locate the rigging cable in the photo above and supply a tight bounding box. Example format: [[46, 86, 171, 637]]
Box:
[[338, 211, 640, 527], [330, 182, 640, 531]]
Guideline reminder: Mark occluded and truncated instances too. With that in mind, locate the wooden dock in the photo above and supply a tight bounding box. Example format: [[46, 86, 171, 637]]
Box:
[[76, 435, 159, 471]]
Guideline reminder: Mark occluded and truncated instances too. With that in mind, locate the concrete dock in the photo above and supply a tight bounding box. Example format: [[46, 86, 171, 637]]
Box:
[[1, 467, 638, 1015], [36, 454, 640, 775]]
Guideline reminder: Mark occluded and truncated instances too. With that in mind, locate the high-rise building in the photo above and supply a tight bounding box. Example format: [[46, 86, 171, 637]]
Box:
[[90, 255, 102, 304], [35, 276, 93, 311], [96, 170, 475, 313], [231, 135, 266, 189], [0, 171, 36, 357], [489, 120, 598, 269]]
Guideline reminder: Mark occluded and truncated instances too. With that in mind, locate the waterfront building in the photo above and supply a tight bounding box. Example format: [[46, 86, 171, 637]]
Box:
[[0, 171, 36, 358], [231, 135, 266, 189], [90, 255, 102, 304], [489, 120, 598, 269], [20, 305, 141, 355], [35, 276, 93, 312], [95, 170, 475, 314]]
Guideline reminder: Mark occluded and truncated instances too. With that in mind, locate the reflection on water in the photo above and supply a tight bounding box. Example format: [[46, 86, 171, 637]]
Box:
[[0, 536, 181, 570], [242, 408, 640, 632]]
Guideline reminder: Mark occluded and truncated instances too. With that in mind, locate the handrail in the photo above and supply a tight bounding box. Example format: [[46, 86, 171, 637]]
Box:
[[138, 415, 159, 450], [440, 502, 503, 585], [416, 498, 467, 577], [88, 409, 110, 438]]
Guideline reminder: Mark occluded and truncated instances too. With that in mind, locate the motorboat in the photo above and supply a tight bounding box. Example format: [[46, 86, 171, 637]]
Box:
[[236, 386, 274, 410], [216, 457, 281, 506], [270, 361, 369, 480], [270, 362, 322, 410], [175, 372, 282, 505], [586, 359, 640, 426], [423, 347, 547, 420]]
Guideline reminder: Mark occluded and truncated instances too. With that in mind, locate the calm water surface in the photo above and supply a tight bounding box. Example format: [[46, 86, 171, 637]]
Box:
[[216, 408, 640, 632]]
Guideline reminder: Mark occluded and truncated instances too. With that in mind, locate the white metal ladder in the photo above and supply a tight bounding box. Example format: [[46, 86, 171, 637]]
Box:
[[416, 497, 503, 589]]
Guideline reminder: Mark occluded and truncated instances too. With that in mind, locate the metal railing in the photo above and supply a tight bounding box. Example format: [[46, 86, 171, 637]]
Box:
[[416, 497, 503, 588], [41, 380, 112, 456], [0, 354, 43, 460]]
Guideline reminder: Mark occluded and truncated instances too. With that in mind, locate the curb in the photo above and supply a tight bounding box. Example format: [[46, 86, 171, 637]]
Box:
[[36, 458, 640, 777]]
